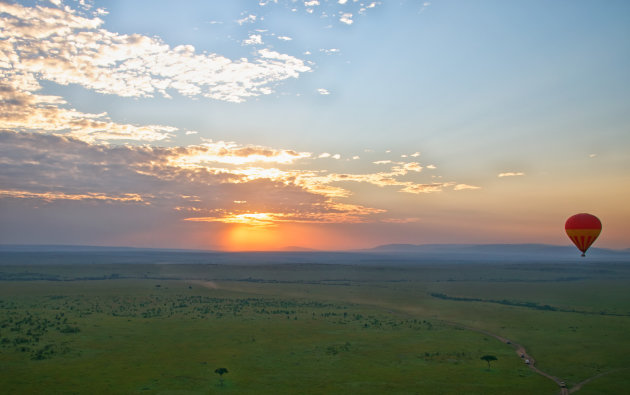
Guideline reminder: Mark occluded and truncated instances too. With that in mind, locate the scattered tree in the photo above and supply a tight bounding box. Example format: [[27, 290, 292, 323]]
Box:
[[214, 367, 228, 386], [481, 355, 498, 368]]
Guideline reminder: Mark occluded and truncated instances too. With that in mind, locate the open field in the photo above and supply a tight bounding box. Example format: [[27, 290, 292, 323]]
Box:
[[1, 256, 629, 394]]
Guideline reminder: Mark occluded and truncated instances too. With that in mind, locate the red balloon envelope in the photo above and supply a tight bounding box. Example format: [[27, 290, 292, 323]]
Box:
[[565, 213, 602, 257]]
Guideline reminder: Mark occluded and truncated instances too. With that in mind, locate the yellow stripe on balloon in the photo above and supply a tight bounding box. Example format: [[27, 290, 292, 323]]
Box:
[[565, 229, 601, 253]]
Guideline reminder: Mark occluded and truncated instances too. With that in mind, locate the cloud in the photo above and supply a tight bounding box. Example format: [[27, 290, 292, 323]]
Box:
[[453, 184, 481, 191], [237, 14, 257, 25], [0, 131, 383, 227], [184, 201, 385, 226], [320, 48, 341, 55], [317, 88, 330, 95], [497, 172, 525, 178], [340, 13, 353, 25], [381, 217, 421, 224], [168, 141, 312, 166], [243, 34, 263, 46], [277, 36, 293, 41], [1, 131, 480, 228], [0, 190, 145, 203], [398, 162, 423, 172], [1, 2, 311, 104], [0, 84, 176, 143]]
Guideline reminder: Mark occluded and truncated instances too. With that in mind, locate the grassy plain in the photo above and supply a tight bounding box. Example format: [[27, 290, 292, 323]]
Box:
[[1, 258, 629, 394]]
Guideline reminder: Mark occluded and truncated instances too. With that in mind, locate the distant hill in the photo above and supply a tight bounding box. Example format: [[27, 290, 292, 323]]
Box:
[[280, 246, 319, 252], [0, 244, 207, 253], [361, 243, 630, 262], [1, 243, 628, 265]]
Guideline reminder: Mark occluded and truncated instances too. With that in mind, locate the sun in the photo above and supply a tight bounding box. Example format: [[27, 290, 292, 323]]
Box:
[[223, 224, 284, 251]]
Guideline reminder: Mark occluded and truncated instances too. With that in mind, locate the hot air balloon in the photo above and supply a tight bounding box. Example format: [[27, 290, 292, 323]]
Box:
[[565, 213, 602, 257]]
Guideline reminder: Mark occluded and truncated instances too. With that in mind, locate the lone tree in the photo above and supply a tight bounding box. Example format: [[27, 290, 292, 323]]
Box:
[[214, 368, 228, 386], [481, 355, 498, 368]]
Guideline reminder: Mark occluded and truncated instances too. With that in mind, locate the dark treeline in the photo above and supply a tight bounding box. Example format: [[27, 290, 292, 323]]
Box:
[[429, 293, 630, 317]]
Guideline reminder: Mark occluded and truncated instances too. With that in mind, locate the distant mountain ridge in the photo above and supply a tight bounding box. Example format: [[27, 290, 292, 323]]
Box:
[[361, 243, 629, 261], [1, 243, 628, 265]]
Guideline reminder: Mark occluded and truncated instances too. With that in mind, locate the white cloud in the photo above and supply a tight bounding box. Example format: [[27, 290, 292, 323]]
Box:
[[304, 1, 320, 7], [320, 48, 341, 55], [340, 13, 353, 25], [243, 34, 263, 45], [497, 172, 525, 178], [318, 152, 332, 158], [0, 84, 176, 143], [1, 3, 311, 104], [237, 14, 257, 25], [317, 88, 330, 95], [277, 36, 293, 41], [453, 184, 481, 191], [171, 141, 312, 166]]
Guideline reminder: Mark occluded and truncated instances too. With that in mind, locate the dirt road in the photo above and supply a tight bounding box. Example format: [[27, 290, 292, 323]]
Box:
[[445, 322, 570, 394], [446, 322, 629, 394]]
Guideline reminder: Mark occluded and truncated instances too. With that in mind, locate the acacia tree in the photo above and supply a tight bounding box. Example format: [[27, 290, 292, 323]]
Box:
[[481, 355, 498, 368], [214, 368, 228, 386]]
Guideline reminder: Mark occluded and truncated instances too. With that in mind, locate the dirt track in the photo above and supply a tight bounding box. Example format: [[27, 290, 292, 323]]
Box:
[[444, 322, 613, 394]]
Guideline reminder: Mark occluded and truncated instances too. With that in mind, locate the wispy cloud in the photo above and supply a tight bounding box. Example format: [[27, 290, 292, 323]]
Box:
[[1, 2, 310, 104], [320, 48, 341, 55], [381, 217, 421, 224], [0, 84, 176, 143], [497, 172, 525, 178], [169, 141, 311, 166], [1, 131, 479, 227], [0, 190, 145, 203], [237, 14, 257, 25], [453, 184, 481, 191]]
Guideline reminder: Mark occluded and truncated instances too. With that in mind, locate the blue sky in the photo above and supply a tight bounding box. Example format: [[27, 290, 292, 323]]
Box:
[[1, 0, 629, 250]]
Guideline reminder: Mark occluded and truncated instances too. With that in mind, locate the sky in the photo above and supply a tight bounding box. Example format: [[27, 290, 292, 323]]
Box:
[[1, 0, 629, 251]]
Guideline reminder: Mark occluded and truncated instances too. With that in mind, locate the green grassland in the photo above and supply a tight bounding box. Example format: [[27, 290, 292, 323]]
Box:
[[1, 260, 629, 394]]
